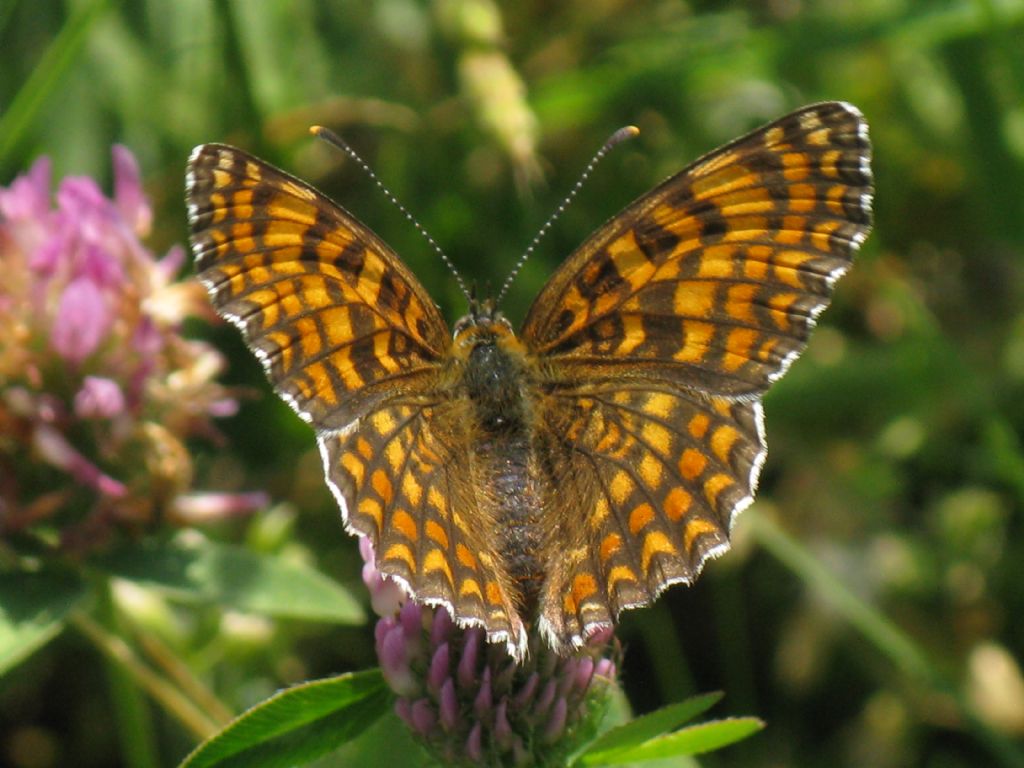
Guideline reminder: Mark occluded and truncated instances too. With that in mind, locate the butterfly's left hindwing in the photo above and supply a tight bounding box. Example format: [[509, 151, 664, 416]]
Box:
[[534, 386, 764, 646]]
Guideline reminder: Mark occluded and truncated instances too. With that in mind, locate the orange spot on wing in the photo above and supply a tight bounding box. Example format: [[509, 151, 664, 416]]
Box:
[[694, 250, 736, 279], [606, 565, 637, 594], [769, 292, 799, 330], [371, 410, 397, 435], [321, 306, 354, 347], [664, 487, 692, 522], [688, 413, 710, 439], [641, 531, 677, 572], [638, 454, 663, 489], [357, 498, 382, 533], [356, 437, 373, 460], [710, 425, 741, 465], [683, 517, 720, 551], [340, 451, 365, 487], [572, 573, 598, 605], [456, 543, 478, 570], [616, 314, 645, 355], [821, 149, 842, 178], [811, 220, 840, 252], [675, 321, 714, 363], [600, 533, 622, 563], [594, 421, 623, 455], [485, 581, 504, 606], [643, 393, 675, 419], [725, 283, 758, 324], [459, 578, 483, 600], [610, 471, 633, 505], [383, 542, 416, 572], [629, 503, 655, 535], [722, 327, 758, 372], [425, 520, 448, 549], [303, 361, 337, 404], [827, 184, 847, 216], [296, 316, 321, 357], [424, 549, 454, 586], [371, 469, 393, 504], [674, 280, 717, 319], [391, 509, 418, 541], [703, 473, 734, 505], [679, 448, 707, 480], [641, 422, 671, 451], [401, 474, 423, 506]]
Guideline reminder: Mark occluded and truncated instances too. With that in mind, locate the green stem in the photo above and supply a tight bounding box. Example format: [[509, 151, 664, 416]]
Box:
[[212, 0, 265, 154], [88, 580, 160, 768], [73, 604, 219, 742], [0, 0, 113, 166], [134, 624, 234, 726], [747, 510, 1024, 768], [638, 602, 695, 703]]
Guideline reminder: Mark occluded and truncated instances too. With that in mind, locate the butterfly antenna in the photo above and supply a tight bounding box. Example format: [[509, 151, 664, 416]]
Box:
[[494, 125, 640, 306], [310, 125, 472, 304]]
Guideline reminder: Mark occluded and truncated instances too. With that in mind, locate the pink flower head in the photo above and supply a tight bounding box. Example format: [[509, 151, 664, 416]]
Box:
[[112, 144, 152, 236], [0, 155, 51, 221], [1, 145, 248, 547], [74, 376, 125, 419], [361, 544, 618, 765], [51, 275, 112, 363]]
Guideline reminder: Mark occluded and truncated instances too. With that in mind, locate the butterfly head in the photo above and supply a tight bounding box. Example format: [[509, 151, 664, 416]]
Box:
[[453, 296, 513, 340]]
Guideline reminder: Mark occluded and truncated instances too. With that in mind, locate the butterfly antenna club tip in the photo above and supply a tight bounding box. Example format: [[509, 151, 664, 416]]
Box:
[[495, 125, 641, 306], [310, 124, 472, 304]]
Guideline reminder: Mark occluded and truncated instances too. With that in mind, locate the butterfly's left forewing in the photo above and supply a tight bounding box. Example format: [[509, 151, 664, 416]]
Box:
[[523, 102, 873, 648]]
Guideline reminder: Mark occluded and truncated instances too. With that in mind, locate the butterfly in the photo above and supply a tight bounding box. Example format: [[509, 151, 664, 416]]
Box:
[[186, 101, 872, 660]]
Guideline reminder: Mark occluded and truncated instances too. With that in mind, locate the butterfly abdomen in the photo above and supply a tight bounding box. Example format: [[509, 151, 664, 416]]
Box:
[[457, 320, 545, 612]]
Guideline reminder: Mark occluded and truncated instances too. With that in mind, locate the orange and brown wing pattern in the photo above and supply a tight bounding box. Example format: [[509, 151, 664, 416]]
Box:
[[535, 384, 764, 647], [521, 101, 872, 398], [187, 144, 527, 655], [526, 101, 872, 647], [317, 399, 526, 655], [187, 144, 449, 430]]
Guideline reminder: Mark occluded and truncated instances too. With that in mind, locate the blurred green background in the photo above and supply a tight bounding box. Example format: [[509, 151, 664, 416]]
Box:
[[3, 0, 1024, 766]]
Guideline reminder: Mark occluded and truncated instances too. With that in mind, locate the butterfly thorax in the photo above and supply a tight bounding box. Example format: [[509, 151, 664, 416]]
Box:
[[451, 314, 546, 613]]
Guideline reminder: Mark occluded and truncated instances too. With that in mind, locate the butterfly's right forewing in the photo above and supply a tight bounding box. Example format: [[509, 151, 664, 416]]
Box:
[[187, 144, 449, 430]]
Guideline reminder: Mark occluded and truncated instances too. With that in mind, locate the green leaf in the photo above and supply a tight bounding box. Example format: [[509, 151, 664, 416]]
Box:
[[577, 692, 723, 765], [326, 710, 435, 768], [96, 535, 364, 624], [0, 570, 87, 675], [179, 669, 390, 768], [581, 717, 764, 765]]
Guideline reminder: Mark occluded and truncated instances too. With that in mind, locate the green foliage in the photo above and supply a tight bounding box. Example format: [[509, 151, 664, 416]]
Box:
[[96, 535, 365, 624], [0, 572, 87, 675], [574, 692, 765, 766], [3, 0, 1024, 766], [179, 670, 389, 768]]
